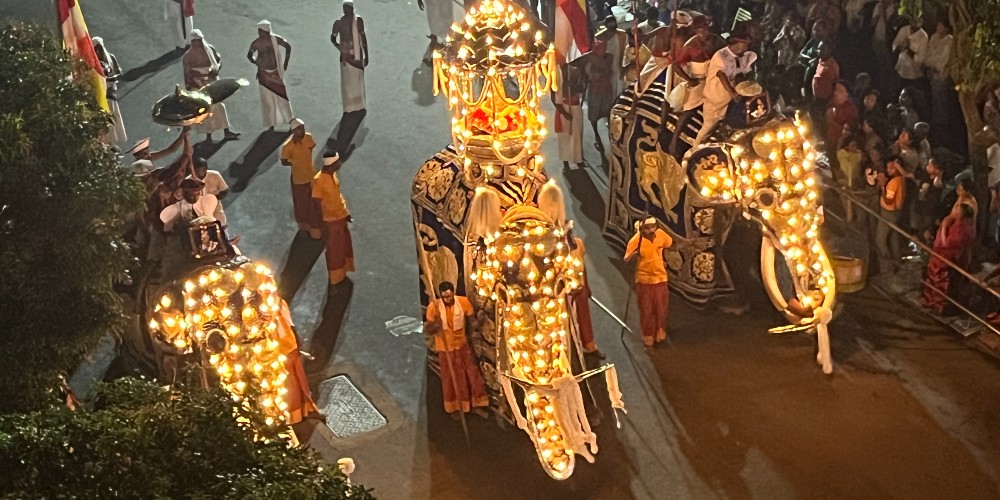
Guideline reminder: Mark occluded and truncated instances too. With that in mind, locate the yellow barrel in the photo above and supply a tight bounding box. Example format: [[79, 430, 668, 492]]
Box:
[[831, 256, 866, 293]]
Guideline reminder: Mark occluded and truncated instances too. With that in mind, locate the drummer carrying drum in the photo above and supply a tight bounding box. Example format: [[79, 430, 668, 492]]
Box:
[[692, 27, 758, 147]]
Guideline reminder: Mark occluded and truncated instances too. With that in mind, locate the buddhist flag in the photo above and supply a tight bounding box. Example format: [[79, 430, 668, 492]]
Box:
[[554, 0, 590, 64], [57, 0, 108, 111]]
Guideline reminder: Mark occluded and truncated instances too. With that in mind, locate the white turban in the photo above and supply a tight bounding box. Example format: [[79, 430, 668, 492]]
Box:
[[189, 29, 204, 40], [289, 117, 305, 129], [343, 0, 355, 5], [322, 152, 341, 166], [634, 217, 657, 231], [257, 20, 272, 32]]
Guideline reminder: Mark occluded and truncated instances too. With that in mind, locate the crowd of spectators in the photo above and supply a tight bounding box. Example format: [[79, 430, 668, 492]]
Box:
[[604, 0, 1000, 319]]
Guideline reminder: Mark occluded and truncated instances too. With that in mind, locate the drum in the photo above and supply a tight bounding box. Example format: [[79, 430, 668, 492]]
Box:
[[724, 80, 770, 129], [831, 255, 866, 293]]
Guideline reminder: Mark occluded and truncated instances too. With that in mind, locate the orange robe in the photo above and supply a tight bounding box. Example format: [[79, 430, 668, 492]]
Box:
[[280, 134, 321, 234], [312, 171, 355, 285], [277, 301, 318, 424], [625, 229, 672, 342], [426, 297, 489, 413]]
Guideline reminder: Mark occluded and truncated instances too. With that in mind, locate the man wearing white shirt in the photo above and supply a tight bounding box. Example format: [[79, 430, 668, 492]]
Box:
[[193, 157, 229, 228], [892, 17, 928, 88], [692, 32, 757, 147], [637, 6, 661, 35], [160, 177, 220, 233], [924, 20, 954, 132]]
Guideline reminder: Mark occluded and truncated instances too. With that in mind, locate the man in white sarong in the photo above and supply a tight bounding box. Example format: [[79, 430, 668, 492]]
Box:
[[553, 63, 586, 169], [332, 1, 368, 114], [92, 37, 126, 147], [184, 30, 240, 143], [692, 32, 756, 146], [248, 20, 294, 130], [165, 0, 194, 50], [595, 15, 628, 100], [332, 1, 369, 153]]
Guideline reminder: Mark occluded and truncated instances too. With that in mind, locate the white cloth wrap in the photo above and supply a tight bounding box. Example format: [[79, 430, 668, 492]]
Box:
[[341, 16, 367, 112], [545, 375, 598, 462], [604, 365, 627, 427], [466, 189, 502, 241]]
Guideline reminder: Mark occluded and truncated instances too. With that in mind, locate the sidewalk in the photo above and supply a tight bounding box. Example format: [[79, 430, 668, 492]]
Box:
[[819, 175, 1000, 360], [867, 251, 1000, 358]]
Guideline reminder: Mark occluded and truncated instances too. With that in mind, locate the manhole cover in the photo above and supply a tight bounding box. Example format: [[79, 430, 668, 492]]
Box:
[[385, 315, 422, 337], [316, 375, 387, 438]]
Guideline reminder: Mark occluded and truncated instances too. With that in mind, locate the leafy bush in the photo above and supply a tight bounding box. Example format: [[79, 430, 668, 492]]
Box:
[[0, 378, 374, 499], [0, 23, 145, 413]]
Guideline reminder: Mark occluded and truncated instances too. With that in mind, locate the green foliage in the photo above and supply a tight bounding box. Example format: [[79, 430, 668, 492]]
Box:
[[0, 378, 374, 499], [0, 24, 145, 413]]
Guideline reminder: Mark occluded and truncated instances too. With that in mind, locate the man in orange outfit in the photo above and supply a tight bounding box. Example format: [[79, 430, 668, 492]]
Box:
[[569, 236, 602, 359], [276, 300, 323, 425], [312, 151, 355, 286], [280, 118, 322, 239], [424, 281, 489, 419], [624, 218, 673, 347]]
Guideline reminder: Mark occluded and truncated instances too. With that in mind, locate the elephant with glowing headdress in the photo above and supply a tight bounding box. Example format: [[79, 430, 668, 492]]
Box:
[[412, 0, 625, 479], [606, 64, 836, 373]]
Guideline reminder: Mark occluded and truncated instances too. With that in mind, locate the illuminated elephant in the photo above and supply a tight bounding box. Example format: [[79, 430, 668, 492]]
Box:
[[606, 69, 836, 373], [469, 200, 594, 479], [413, 0, 624, 479], [144, 218, 293, 428], [411, 147, 546, 417]]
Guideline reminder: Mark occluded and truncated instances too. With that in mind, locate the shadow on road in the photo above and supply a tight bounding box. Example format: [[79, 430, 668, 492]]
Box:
[[191, 136, 238, 160], [562, 166, 607, 230], [226, 129, 288, 193], [423, 365, 638, 499], [323, 110, 369, 159], [119, 49, 184, 100], [277, 231, 326, 302], [304, 279, 355, 375], [411, 64, 437, 107], [121, 49, 184, 82]]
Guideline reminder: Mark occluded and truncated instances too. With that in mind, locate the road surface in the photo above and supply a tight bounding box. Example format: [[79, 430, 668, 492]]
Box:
[[76, 0, 1000, 497]]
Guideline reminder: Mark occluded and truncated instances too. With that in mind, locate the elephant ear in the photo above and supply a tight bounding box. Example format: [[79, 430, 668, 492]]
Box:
[[466, 187, 502, 241], [682, 143, 734, 203]]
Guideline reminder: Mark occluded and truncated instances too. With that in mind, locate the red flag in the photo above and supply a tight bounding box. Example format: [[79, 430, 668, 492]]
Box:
[[554, 0, 590, 64], [57, 0, 109, 111]]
